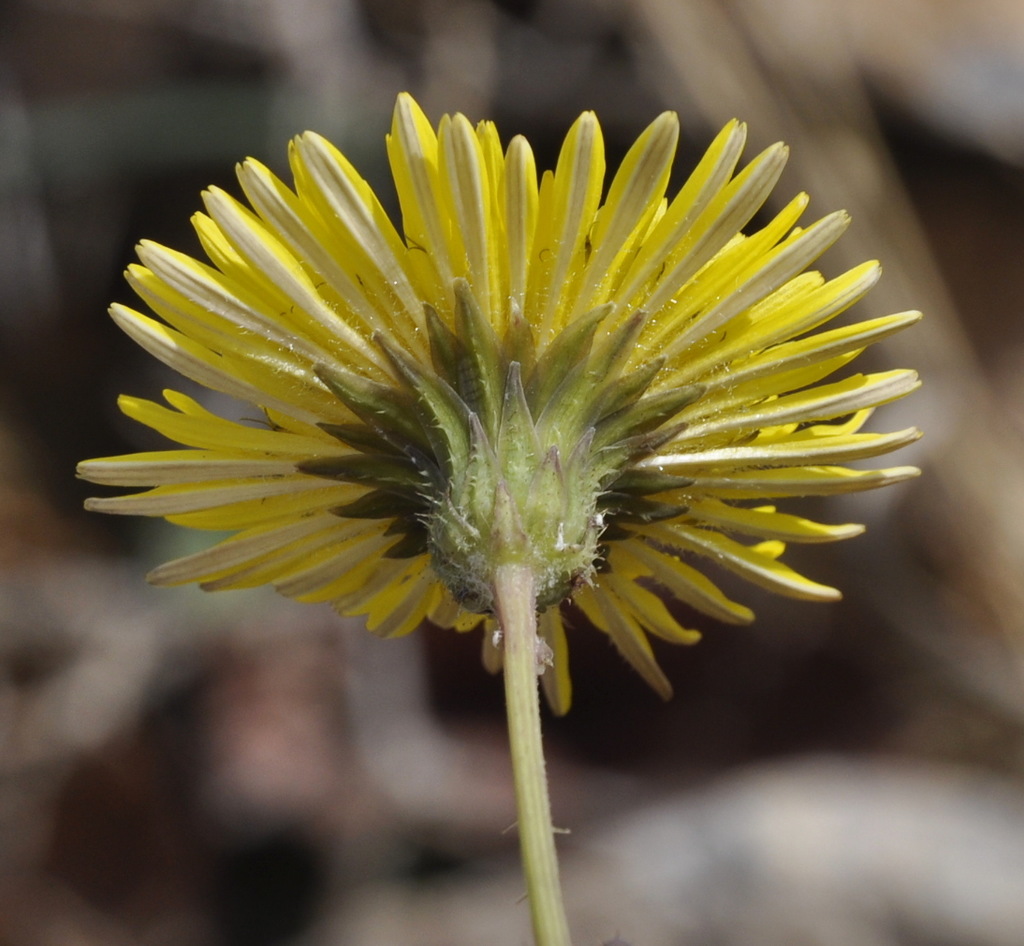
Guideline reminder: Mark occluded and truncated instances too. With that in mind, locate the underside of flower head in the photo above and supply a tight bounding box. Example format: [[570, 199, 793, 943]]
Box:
[[78, 93, 921, 713], [300, 277, 705, 615]]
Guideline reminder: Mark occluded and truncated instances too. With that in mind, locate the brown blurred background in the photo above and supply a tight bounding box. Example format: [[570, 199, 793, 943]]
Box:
[[3, 1, 1024, 944]]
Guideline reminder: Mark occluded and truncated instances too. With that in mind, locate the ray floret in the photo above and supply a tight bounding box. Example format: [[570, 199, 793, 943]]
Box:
[[78, 94, 921, 713]]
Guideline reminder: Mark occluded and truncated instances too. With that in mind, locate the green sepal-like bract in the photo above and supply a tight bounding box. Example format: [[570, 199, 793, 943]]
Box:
[[310, 282, 716, 615]]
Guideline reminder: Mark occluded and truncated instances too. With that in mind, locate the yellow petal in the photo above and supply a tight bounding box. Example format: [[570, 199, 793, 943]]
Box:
[[682, 498, 865, 543], [539, 608, 572, 716], [574, 585, 673, 699], [503, 134, 539, 319], [614, 541, 754, 625], [643, 522, 841, 601], [530, 110, 605, 340], [572, 111, 678, 317]]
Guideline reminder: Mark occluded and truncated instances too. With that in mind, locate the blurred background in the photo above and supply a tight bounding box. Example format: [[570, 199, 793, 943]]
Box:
[[3, 0, 1024, 944]]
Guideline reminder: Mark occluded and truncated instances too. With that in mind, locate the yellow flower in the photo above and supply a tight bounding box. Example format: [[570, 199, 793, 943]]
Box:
[[78, 93, 920, 714]]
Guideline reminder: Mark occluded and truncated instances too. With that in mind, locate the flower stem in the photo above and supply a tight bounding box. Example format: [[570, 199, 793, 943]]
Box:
[[493, 562, 573, 946]]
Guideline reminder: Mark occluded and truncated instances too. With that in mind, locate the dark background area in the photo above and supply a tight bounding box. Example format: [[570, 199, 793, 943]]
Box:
[[3, 1, 1024, 944]]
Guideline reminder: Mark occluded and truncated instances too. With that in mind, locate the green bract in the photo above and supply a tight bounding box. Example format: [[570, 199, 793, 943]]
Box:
[[78, 95, 920, 713]]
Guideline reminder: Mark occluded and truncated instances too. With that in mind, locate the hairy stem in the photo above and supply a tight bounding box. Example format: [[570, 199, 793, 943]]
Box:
[[493, 562, 573, 946]]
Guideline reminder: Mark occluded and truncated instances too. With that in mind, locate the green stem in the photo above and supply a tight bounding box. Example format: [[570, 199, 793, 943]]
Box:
[[493, 562, 573, 946]]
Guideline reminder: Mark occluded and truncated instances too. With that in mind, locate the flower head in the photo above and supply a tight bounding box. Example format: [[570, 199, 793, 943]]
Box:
[[79, 93, 920, 713]]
